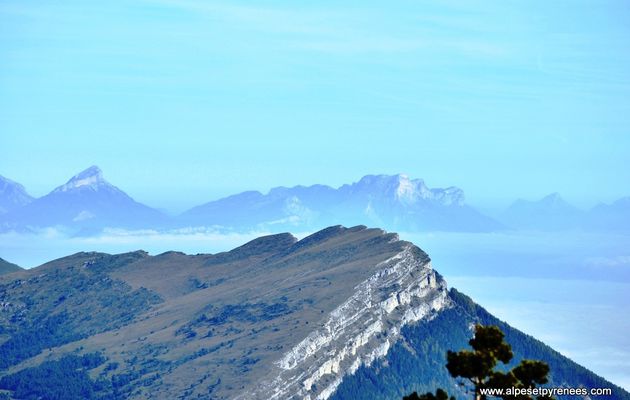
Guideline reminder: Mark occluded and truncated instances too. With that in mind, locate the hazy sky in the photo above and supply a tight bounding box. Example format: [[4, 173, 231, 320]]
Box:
[[2, 0, 629, 213]]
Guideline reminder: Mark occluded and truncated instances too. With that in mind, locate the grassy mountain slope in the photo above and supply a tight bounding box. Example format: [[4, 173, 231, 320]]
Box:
[[0, 258, 21, 276], [0, 226, 411, 399]]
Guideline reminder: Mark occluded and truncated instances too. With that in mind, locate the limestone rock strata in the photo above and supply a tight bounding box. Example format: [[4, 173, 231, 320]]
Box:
[[243, 244, 451, 400]]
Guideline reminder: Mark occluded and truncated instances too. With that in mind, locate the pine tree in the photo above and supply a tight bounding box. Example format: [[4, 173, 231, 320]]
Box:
[[404, 324, 554, 400], [404, 388, 455, 400]]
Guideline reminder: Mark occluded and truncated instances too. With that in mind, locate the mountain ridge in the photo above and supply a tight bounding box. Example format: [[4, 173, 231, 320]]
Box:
[[500, 192, 584, 230], [179, 173, 501, 233], [499, 192, 630, 232], [0, 226, 626, 399], [2, 168, 629, 234], [0, 169, 502, 234]]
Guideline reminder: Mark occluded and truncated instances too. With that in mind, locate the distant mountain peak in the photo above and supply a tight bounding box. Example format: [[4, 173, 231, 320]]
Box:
[[500, 192, 583, 230], [75, 165, 103, 180], [0, 174, 34, 213], [511, 193, 572, 209], [53, 166, 108, 193], [532, 193, 580, 212], [0, 174, 30, 194], [0, 165, 167, 232], [541, 192, 564, 204]]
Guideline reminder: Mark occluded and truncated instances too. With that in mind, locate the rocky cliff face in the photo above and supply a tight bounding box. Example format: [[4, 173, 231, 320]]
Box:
[[245, 243, 449, 400]]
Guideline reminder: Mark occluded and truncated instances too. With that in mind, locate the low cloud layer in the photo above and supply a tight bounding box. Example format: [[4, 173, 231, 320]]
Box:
[[0, 227, 312, 268]]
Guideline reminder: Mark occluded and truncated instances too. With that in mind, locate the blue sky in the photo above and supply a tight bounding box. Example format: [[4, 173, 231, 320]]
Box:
[[1, 0, 630, 213]]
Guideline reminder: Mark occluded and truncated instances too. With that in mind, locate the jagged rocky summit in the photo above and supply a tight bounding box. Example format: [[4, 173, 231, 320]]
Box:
[[1, 225, 627, 400]]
